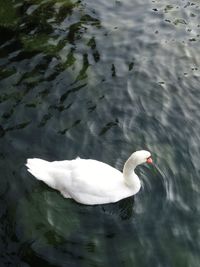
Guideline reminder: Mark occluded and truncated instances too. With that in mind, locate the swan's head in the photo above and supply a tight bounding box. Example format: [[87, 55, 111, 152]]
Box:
[[131, 150, 153, 166]]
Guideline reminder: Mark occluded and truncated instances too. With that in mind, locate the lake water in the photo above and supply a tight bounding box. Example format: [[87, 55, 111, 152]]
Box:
[[1, 0, 200, 266]]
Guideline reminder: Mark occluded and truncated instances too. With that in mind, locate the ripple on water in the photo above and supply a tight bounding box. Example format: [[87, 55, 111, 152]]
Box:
[[1, 0, 200, 266]]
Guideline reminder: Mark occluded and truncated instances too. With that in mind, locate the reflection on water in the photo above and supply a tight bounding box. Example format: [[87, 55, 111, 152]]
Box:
[[1, 0, 200, 266]]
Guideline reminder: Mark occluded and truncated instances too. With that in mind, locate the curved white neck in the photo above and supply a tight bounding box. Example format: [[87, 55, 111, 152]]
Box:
[[123, 155, 141, 190]]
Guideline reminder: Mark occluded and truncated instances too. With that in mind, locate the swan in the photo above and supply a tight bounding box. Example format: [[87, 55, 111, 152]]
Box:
[[26, 150, 152, 205]]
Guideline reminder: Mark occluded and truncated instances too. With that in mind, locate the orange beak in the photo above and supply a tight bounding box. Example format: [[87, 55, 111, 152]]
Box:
[[146, 157, 153, 164]]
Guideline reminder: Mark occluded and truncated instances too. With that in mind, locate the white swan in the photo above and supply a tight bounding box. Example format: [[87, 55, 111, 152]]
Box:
[[26, 150, 152, 205]]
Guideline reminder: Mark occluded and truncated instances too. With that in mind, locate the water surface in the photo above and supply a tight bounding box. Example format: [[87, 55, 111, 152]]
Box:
[[1, 0, 200, 266]]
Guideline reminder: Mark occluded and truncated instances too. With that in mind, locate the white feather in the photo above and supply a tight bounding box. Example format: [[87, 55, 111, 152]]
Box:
[[26, 150, 152, 205]]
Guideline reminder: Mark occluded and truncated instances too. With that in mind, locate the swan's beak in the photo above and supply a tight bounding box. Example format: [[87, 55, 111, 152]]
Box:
[[146, 157, 153, 164]]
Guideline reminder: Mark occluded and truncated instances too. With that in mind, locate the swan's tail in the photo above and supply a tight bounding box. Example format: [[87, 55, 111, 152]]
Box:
[[26, 158, 50, 181]]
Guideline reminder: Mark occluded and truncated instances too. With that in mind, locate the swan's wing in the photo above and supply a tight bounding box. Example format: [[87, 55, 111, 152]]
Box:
[[75, 158, 122, 181], [67, 159, 123, 193]]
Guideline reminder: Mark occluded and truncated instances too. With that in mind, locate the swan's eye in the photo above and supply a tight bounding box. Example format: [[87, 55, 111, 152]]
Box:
[[146, 157, 153, 164]]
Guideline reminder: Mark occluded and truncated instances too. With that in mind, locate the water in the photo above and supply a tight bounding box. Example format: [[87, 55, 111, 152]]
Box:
[[1, 0, 200, 266]]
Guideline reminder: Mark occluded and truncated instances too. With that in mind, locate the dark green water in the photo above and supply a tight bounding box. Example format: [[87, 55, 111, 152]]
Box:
[[1, 0, 200, 266]]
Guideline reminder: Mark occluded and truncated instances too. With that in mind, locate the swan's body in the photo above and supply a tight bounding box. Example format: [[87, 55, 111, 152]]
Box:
[[26, 150, 152, 205]]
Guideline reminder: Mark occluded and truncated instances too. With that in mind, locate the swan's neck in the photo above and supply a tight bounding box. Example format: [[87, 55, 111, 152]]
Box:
[[123, 155, 141, 190]]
